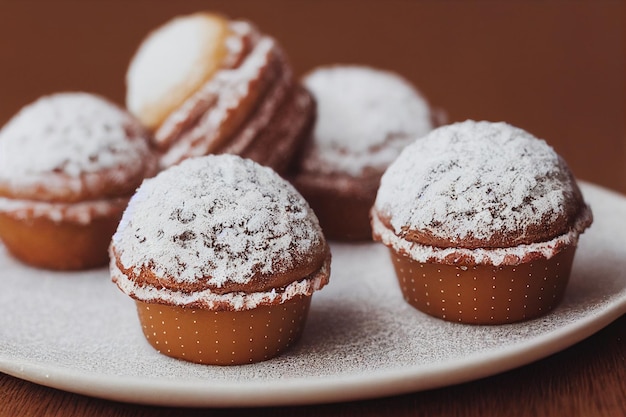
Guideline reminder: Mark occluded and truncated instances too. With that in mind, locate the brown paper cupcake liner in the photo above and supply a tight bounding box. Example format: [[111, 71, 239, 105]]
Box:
[[390, 245, 577, 324], [135, 294, 311, 365], [0, 212, 120, 270]]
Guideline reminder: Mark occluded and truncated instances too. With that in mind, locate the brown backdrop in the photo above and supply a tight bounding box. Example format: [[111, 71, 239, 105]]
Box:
[[0, 0, 623, 192]]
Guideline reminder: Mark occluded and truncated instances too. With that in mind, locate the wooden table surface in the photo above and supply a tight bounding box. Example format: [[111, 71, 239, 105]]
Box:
[[0, 1, 624, 416]]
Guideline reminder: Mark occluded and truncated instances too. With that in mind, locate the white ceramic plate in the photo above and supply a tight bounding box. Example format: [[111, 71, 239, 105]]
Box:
[[0, 182, 625, 407]]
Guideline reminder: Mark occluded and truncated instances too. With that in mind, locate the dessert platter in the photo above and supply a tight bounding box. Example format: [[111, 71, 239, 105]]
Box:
[[0, 181, 624, 407], [0, 9, 622, 409]]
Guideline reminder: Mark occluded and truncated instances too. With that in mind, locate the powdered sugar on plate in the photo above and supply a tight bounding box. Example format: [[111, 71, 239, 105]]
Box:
[[301, 66, 433, 177], [374, 120, 589, 246], [112, 155, 326, 288]]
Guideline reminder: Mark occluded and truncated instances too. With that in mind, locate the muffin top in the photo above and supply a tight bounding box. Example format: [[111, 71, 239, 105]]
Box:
[[0, 92, 156, 202], [111, 155, 329, 305], [300, 65, 433, 178], [372, 120, 592, 262]]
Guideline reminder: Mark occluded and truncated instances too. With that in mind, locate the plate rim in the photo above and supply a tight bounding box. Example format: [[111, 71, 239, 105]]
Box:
[[1, 298, 624, 407]]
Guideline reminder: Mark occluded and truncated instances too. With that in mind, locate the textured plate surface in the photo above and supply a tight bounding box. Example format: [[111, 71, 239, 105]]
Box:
[[0, 182, 624, 407]]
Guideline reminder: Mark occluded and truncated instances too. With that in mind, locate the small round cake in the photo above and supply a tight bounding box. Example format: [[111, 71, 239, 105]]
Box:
[[0, 92, 157, 270], [126, 12, 315, 174], [290, 65, 436, 240], [110, 154, 330, 365], [371, 120, 593, 324]]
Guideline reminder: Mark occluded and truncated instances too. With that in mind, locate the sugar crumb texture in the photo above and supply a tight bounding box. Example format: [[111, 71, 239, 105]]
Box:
[[375, 120, 581, 245], [302, 65, 433, 176], [113, 155, 324, 287], [0, 92, 148, 179]]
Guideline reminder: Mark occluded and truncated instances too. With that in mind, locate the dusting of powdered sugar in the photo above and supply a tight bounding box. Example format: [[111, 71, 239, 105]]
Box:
[[374, 120, 582, 245], [301, 65, 433, 177], [112, 154, 325, 287], [0, 92, 150, 183]]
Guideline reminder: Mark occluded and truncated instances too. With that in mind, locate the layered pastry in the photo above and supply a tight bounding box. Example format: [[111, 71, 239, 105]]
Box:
[[290, 65, 436, 240], [0, 92, 157, 270], [110, 154, 330, 365], [371, 120, 593, 324], [126, 12, 315, 174]]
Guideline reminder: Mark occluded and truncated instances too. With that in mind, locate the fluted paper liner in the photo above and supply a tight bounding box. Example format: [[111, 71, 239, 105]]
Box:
[[135, 294, 311, 365], [390, 246, 576, 324]]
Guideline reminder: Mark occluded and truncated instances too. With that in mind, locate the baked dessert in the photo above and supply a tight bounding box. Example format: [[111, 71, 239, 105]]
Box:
[[371, 120, 593, 324], [126, 12, 315, 174], [0, 92, 157, 270], [290, 65, 436, 240], [110, 154, 330, 365]]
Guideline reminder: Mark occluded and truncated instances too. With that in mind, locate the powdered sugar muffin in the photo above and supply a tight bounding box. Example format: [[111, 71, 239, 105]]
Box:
[[110, 154, 330, 365], [371, 120, 593, 324], [0, 92, 157, 270], [290, 65, 436, 240], [127, 12, 314, 174]]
